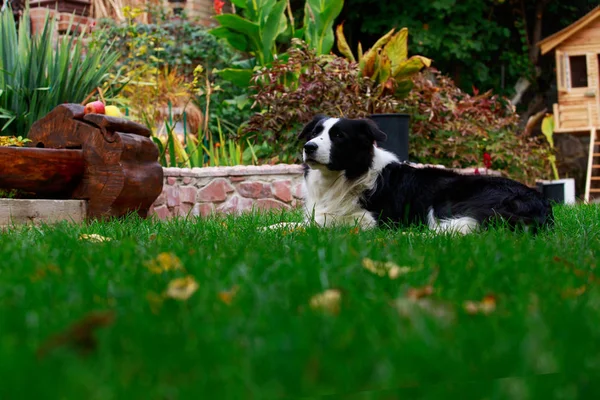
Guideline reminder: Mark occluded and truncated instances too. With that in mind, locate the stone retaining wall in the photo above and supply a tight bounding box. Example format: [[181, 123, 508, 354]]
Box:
[[149, 165, 305, 220], [148, 164, 502, 220]]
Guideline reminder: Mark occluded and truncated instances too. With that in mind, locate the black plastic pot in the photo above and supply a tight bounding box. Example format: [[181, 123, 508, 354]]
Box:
[[368, 113, 410, 162], [536, 181, 565, 204]]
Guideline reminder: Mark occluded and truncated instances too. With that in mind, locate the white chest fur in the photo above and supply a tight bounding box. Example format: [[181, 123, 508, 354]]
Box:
[[302, 147, 399, 229]]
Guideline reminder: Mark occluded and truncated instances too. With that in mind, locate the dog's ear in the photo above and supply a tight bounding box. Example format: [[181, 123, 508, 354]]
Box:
[[360, 118, 387, 142], [298, 114, 327, 141]]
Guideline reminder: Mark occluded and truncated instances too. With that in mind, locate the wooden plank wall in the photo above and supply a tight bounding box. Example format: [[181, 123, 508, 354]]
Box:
[[555, 16, 600, 130]]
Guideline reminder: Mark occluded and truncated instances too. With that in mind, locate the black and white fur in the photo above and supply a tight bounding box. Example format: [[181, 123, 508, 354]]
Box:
[[296, 114, 553, 234]]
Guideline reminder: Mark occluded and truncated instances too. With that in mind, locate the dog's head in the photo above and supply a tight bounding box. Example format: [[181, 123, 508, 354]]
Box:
[[298, 115, 387, 177]]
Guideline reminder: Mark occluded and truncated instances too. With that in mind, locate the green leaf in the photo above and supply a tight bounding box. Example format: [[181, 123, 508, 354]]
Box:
[[230, 0, 247, 8], [259, 0, 287, 64], [209, 27, 249, 52], [214, 68, 256, 88], [383, 28, 408, 76], [541, 114, 555, 149], [392, 55, 431, 80], [303, 0, 344, 55], [359, 28, 395, 76], [393, 79, 415, 99]]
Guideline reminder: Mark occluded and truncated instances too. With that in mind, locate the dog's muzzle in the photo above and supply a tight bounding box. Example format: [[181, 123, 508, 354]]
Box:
[[303, 142, 318, 162]]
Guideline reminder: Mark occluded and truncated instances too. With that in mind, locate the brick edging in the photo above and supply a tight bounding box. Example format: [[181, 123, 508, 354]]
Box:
[[162, 164, 304, 178]]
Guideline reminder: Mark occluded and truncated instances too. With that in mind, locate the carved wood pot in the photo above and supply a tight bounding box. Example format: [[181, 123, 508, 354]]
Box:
[[0, 147, 84, 197], [0, 104, 164, 220]]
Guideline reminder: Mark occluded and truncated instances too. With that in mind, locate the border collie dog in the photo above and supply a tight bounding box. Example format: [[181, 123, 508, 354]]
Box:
[[298, 115, 553, 234]]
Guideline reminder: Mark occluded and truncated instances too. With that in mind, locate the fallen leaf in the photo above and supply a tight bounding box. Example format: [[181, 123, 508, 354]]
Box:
[[149, 233, 157, 241], [218, 285, 239, 305], [309, 289, 341, 315], [553, 256, 600, 284], [407, 285, 434, 300], [348, 227, 360, 235], [562, 285, 587, 299], [362, 257, 412, 279], [145, 252, 184, 274], [30, 264, 62, 282], [393, 297, 455, 325], [79, 233, 111, 243], [165, 276, 199, 301], [37, 310, 115, 358], [463, 294, 497, 315], [146, 291, 164, 314]]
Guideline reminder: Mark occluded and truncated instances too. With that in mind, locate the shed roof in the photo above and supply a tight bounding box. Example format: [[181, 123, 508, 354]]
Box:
[[538, 5, 600, 55]]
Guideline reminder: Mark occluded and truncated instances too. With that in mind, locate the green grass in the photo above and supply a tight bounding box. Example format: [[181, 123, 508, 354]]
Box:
[[1, 205, 600, 398]]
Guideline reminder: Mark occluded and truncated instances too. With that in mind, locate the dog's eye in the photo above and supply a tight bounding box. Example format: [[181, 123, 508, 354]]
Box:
[[332, 131, 343, 139]]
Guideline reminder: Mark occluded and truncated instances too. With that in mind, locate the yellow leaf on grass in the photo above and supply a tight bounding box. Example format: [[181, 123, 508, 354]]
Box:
[[145, 252, 184, 274], [218, 285, 240, 305], [309, 289, 341, 315], [79, 234, 112, 243], [30, 264, 62, 282], [463, 294, 497, 315], [406, 285, 434, 300], [165, 276, 199, 301], [146, 291, 164, 314], [362, 258, 411, 279]]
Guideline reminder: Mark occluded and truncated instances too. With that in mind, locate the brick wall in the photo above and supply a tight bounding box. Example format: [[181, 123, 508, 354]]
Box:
[[148, 164, 502, 220], [149, 165, 305, 219]]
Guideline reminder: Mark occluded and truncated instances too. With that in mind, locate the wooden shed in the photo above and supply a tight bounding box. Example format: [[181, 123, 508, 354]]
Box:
[[539, 5, 600, 202]]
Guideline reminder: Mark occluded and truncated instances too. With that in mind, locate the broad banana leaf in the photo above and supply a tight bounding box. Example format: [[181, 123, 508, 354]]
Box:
[[209, 27, 249, 52], [541, 114, 555, 149], [259, 0, 287, 64], [392, 55, 432, 80], [335, 23, 355, 62], [230, 0, 247, 8], [376, 54, 392, 90], [394, 79, 415, 99], [359, 28, 395, 75], [211, 14, 261, 52], [383, 28, 408, 76], [304, 0, 344, 55], [214, 68, 256, 88]]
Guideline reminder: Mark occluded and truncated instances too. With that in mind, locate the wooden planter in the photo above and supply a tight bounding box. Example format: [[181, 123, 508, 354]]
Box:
[[0, 104, 163, 221]]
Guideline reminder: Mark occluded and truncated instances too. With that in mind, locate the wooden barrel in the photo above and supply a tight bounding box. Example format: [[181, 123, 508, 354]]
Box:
[[0, 147, 85, 196]]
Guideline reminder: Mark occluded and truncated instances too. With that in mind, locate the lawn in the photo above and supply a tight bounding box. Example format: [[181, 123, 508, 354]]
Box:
[[1, 205, 600, 399]]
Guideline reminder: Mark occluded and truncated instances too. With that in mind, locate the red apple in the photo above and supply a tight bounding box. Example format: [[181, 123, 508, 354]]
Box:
[[84, 100, 105, 114]]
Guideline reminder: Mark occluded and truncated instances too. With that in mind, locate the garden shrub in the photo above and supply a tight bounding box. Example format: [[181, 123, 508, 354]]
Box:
[[244, 41, 550, 184], [0, 6, 122, 137], [401, 70, 551, 185], [243, 39, 399, 163], [90, 5, 252, 135]]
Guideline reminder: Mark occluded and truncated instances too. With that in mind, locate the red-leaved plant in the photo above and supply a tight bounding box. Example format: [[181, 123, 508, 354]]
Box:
[[242, 39, 398, 162], [401, 69, 550, 185]]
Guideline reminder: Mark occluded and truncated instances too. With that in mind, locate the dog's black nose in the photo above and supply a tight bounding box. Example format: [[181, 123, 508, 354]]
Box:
[[304, 142, 318, 154]]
